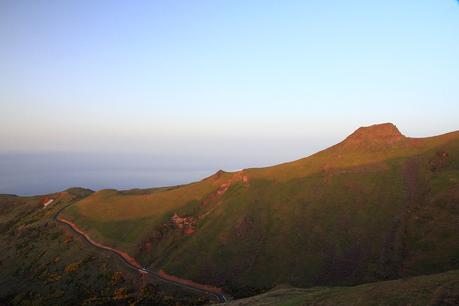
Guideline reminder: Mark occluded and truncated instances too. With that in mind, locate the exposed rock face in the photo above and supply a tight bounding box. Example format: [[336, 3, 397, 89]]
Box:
[[171, 213, 196, 235]]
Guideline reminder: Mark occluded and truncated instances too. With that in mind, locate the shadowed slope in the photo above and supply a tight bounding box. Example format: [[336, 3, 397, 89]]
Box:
[[223, 269, 459, 306]]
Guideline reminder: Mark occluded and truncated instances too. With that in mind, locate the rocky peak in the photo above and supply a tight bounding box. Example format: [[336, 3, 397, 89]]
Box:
[[341, 123, 405, 147]]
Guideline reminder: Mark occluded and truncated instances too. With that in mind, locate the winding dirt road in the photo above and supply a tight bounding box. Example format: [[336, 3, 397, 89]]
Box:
[[53, 203, 231, 303]]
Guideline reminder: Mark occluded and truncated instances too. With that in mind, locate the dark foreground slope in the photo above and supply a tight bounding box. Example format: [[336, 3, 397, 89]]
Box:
[[223, 269, 459, 306], [0, 189, 212, 305], [60, 123, 459, 297]]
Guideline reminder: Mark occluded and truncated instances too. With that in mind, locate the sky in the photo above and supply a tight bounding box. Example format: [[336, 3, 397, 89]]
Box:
[[1, 1, 459, 194]]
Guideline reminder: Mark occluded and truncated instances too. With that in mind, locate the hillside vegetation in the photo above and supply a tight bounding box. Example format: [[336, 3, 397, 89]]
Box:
[[62, 123, 459, 297], [0, 189, 211, 305], [223, 269, 459, 306]]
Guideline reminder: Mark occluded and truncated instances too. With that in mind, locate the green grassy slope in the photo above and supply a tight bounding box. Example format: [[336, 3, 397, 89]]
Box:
[[62, 123, 459, 297], [0, 189, 210, 305], [223, 269, 459, 306], [63, 173, 234, 252]]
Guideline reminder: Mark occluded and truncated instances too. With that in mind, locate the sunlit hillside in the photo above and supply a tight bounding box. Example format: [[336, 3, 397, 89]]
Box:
[[63, 123, 459, 297]]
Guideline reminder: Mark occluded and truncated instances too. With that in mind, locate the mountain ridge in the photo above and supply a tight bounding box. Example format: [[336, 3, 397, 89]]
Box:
[[342, 122, 405, 144], [48, 123, 459, 298]]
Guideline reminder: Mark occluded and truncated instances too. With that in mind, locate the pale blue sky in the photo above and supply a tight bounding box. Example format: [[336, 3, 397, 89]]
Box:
[[1, 1, 458, 194]]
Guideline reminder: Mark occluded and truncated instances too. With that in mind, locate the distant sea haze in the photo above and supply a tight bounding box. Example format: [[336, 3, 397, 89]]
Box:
[[0, 152, 294, 196], [0, 152, 221, 196]]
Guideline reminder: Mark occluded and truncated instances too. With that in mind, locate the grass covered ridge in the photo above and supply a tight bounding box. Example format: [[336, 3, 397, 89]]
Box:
[[62, 124, 459, 297]]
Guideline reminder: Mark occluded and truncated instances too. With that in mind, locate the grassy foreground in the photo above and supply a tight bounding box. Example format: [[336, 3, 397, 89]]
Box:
[[222, 269, 459, 306]]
